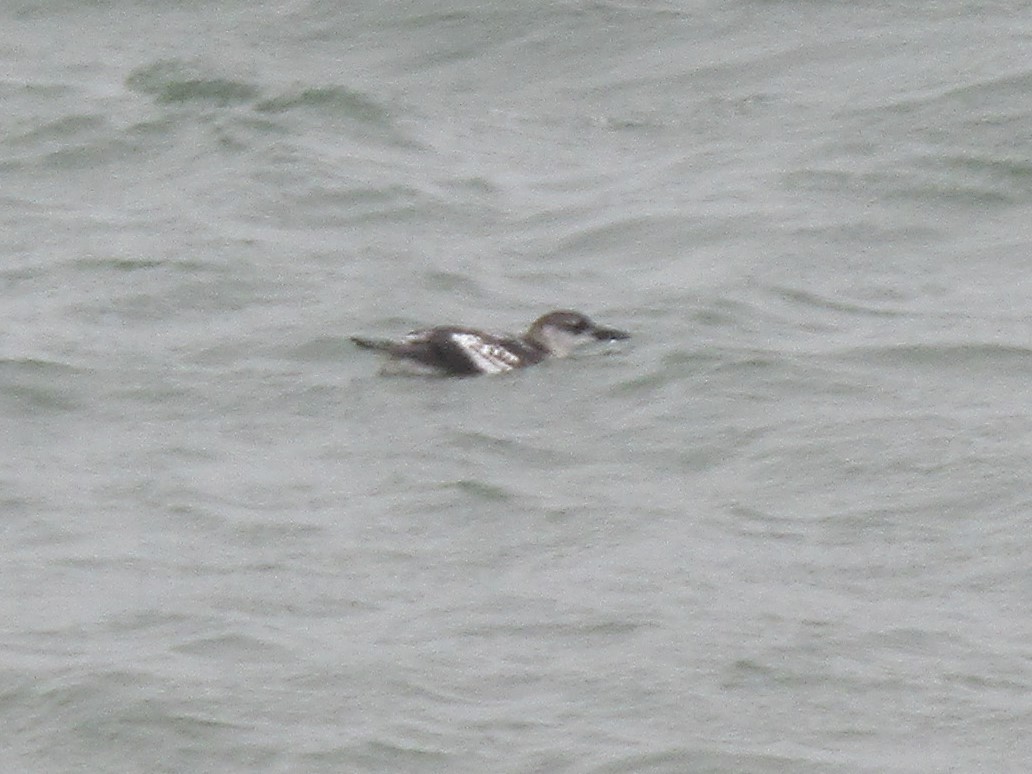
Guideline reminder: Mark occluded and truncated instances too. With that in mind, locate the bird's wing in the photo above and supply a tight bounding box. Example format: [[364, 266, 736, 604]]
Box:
[[445, 332, 521, 374]]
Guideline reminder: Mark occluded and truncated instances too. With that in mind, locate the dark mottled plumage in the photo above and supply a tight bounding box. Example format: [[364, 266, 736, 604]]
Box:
[[351, 310, 629, 376]]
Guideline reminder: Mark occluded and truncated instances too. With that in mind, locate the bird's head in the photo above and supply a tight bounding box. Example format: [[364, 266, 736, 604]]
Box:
[[524, 310, 629, 357]]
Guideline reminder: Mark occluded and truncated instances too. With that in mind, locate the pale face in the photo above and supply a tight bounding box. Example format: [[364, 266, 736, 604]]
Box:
[[535, 323, 598, 357], [526, 310, 629, 356]]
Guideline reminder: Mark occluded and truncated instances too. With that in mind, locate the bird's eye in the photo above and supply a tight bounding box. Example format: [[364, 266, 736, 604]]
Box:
[[572, 321, 589, 333]]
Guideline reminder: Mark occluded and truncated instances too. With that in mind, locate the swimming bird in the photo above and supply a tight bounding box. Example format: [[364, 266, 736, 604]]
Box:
[[351, 310, 629, 376]]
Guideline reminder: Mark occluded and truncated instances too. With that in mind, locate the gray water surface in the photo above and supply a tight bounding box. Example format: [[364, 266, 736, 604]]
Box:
[[2, 1, 1031, 771]]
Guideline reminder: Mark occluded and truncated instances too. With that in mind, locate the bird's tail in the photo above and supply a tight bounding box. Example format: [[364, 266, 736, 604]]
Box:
[[350, 336, 396, 352]]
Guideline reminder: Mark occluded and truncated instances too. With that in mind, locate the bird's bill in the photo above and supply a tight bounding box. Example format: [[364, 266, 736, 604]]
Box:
[[591, 325, 630, 341]]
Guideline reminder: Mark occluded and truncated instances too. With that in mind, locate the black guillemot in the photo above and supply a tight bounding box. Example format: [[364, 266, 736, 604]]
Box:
[[351, 310, 629, 376]]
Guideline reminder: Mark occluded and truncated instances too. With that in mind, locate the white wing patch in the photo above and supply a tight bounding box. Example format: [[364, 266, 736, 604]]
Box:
[[450, 333, 520, 374]]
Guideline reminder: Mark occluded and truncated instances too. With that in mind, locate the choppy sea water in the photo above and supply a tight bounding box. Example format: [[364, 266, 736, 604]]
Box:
[[2, 1, 1031, 771]]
